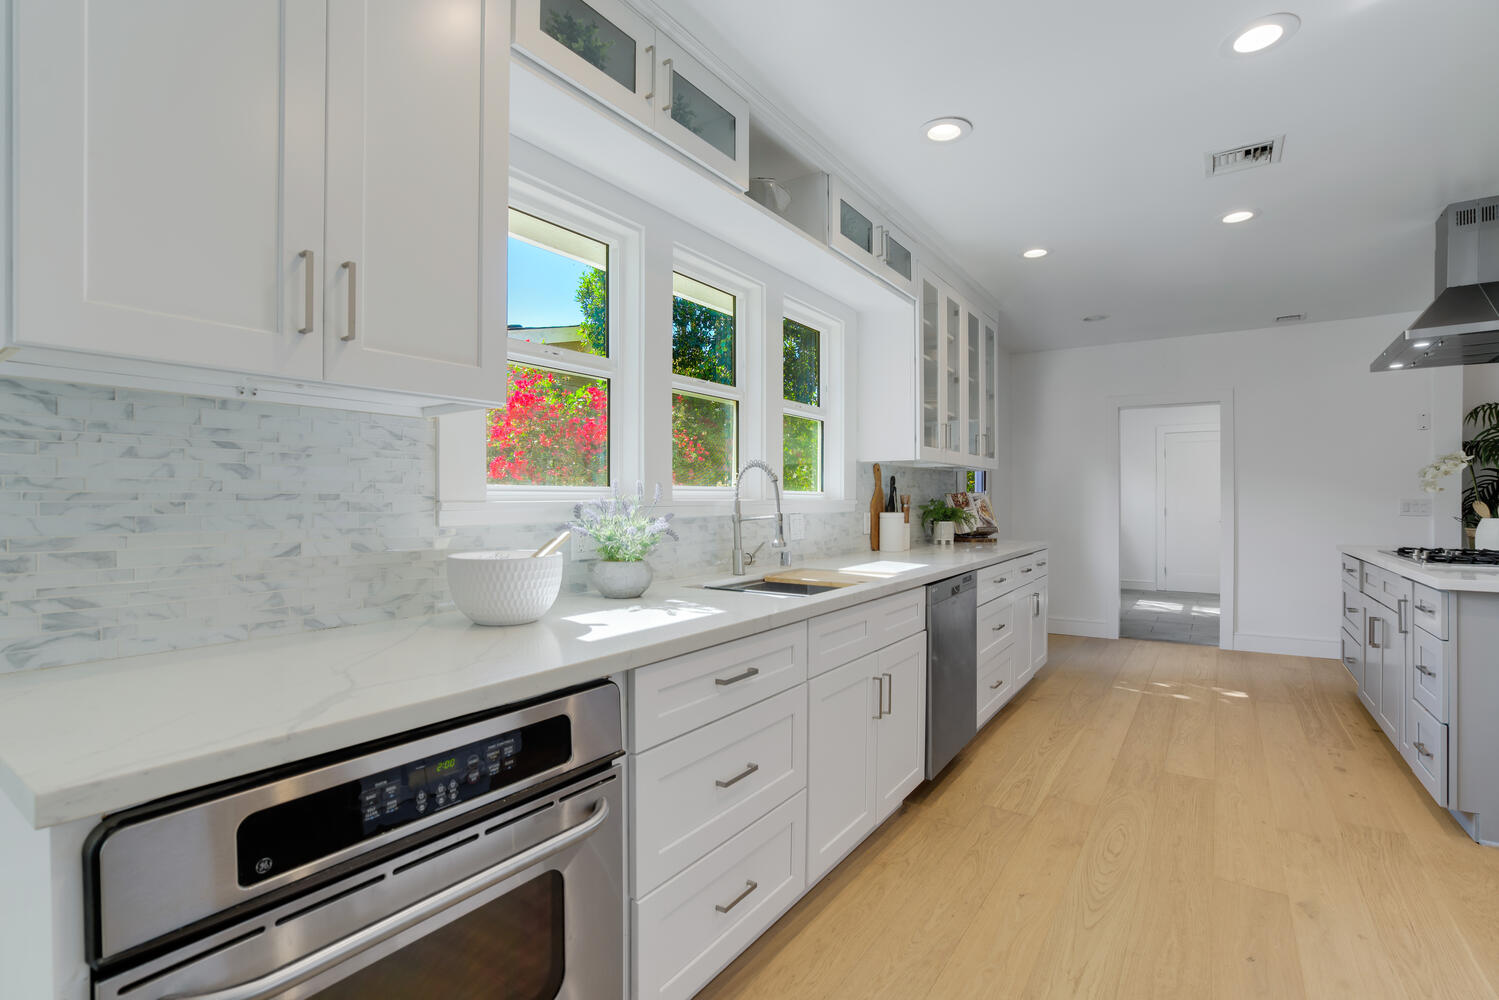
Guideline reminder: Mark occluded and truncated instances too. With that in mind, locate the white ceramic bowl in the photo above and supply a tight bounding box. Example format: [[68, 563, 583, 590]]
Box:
[[446, 550, 564, 626]]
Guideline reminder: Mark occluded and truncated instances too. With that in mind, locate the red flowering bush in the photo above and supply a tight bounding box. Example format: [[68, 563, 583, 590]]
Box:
[[487, 365, 608, 486]]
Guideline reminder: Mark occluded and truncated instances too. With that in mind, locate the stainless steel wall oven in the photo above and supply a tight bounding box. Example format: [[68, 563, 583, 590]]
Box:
[[84, 682, 625, 1000]]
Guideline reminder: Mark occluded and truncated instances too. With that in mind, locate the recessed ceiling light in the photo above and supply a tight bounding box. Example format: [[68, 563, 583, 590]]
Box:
[[1412, 340, 1432, 348], [1221, 210, 1256, 224], [1082, 314, 1109, 322], [1388, 362, 1405, 369], [1021, 248, 1048, 259], [923, 117, 972, 142], [1225, 13, 1301, 55]]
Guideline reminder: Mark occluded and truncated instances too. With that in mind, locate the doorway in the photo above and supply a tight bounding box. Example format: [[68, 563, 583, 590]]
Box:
[[1118, 404, 1222, 646]]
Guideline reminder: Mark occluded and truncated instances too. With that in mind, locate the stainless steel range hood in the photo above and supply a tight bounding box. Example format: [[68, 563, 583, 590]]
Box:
[[1372, 196, 1499, 372]]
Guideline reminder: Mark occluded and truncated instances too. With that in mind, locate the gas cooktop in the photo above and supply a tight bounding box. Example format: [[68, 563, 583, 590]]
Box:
[[1382, 547, 1499, 568]]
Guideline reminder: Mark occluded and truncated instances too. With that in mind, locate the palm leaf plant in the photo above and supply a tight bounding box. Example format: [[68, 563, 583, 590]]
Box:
[[1463, 403, 1499, 532]]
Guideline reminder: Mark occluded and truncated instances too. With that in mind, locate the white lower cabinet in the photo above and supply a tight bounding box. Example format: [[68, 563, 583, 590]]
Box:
[[1406, 698, 1448, 807], [977, 642, 1016, 727], [874, 635, 927, 824], [634, 792, 808, 1000]]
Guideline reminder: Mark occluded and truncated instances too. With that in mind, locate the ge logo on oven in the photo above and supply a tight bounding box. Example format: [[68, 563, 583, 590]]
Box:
[[255, 857, 274, 875]]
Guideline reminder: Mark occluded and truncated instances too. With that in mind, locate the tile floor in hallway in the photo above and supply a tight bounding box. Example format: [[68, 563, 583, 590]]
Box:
[[696, 636, 1499, 1000], [1119, 589, 1221, 646]]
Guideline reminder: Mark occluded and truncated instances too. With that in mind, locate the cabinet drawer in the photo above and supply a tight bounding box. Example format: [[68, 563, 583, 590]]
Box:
[[1412, 627, 1450, 723], [635, 791, 807, 1000], [1341, 553, 1362, 586], [1340, 629, 1362, 686], [808, 588, 924, 677], [978, 642, 1016, 728], [977, 558, 1026, 606], [978, 592, 1016, 659], [1406, 698, 1448, 807], [1412, 583, 1449, 640], [633, 686, 807, 895], [631, 623, 807, 751], [1341, 585, 1364, 637], [1361, 562, 1412, 614], [1029, 550, 1049, 578]]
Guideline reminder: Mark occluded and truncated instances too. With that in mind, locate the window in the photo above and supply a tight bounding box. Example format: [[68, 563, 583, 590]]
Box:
[[671, 272, 739, 487], [782, 316, 824, 493], [490, 208, 614, 487]]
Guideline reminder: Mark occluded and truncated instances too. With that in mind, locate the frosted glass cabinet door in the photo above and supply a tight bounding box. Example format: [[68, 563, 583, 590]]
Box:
[[512, 0, 657, 129], [966, 312, 981, 455], [983, 320, 998, 461], [653, 37, 750, 190], [944, 293, 962, 453], [323, 0, 510, 402], [12, 0, 327, 378], [921, 280, 943, 453]]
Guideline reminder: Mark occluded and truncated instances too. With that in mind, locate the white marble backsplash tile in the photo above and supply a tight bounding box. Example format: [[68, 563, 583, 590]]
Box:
[[0, 376, 969, 672]]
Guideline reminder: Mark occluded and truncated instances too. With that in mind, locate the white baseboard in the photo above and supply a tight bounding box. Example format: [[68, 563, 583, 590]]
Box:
[[1231, 632, 1339, 659], [1049, 617, 1114, 639], [1120, 578, 1154, 591]]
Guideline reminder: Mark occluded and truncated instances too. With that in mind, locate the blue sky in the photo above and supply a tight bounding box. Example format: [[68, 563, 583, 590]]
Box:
[[507, 238, 593, 329]]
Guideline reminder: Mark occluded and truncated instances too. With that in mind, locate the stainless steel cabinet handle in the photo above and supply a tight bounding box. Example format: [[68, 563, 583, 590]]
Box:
[[1397, 598, 1409, 635], [992, 624, 1007, 632], [1368, 617, 1381, 649], [714, 762, 759, 789], [1345, 656, 1358, 666], [1414, 740, 1434, 760], [1032, 593, 1041, 617], [297, 249, 315, 334], [1036, 560, 1047, 567], [873, 675, 884, 719], [161, 798, 609, 1000], [1415, 601, 1435, 614], [642, 44, 656, 100], [1345, 605, 1358, 615], [714, 666, 759, 687], [993, 576, 1008, 584], [660, 57, 673, 111], [989, 678, 1005, 689], [1415, 662, 1436, 678], [1021, 567, 1034, 574], [882, 672, 893, 716], [1344, 565, 1358, 576], [340, 261, 357, 342], [714, 879, 758, 914]]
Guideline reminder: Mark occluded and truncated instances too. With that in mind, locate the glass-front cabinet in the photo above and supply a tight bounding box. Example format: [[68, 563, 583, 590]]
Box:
[[828, 177, 916, 294], [918, 271, 997, 466], [513, 0, 750, 189]]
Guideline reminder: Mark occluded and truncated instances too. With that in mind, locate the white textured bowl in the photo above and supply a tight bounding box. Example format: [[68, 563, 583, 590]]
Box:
[[446, 550, 564, 626]]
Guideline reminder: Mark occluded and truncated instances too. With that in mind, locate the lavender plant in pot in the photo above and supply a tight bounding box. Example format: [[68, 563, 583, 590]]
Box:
[[569, 483, 678, 599]]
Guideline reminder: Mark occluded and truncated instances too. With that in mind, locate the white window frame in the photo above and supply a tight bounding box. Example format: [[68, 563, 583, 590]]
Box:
[[779, 298, 843, 499], [668, 248, 764, 501]]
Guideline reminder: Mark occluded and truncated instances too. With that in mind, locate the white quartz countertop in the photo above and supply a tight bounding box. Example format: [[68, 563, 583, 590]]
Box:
[[0, 541, 1046, 829], [1341, 546, 1499, 594]]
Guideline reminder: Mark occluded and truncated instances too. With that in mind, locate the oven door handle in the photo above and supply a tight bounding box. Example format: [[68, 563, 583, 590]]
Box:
[[163, 798, 611, 1000]]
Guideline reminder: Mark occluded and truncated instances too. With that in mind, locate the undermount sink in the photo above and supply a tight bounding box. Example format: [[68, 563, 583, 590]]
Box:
[[702, 579, 842, 597]]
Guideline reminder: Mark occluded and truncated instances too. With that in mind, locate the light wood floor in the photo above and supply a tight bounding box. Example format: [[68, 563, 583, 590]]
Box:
[[697, 635, 1499, 1000]]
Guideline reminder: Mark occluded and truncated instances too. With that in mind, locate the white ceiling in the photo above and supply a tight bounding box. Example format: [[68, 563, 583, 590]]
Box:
[[652, 0, 1499, 352]]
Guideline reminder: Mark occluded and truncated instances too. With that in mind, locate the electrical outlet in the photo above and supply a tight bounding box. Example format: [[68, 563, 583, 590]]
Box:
[[1399, 498, 1433, 517], [788, 513, 807, 541], [571, 532, 599, 560], [861, 511, 871, 535]]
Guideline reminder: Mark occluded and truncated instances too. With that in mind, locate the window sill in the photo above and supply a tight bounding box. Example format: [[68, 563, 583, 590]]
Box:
[[438, 496, 856, 528]]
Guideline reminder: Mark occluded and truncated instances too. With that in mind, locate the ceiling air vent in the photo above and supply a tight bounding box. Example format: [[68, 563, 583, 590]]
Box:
[[1205, 135, 1284, 177]]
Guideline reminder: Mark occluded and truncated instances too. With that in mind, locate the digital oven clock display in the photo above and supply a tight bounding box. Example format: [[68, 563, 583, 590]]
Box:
[[433, 757, 458, 774]]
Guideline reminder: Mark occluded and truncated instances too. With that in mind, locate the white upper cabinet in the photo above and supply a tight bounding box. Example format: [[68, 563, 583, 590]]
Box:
[[512, 0, 657, 128], [652, 37, 750, 191], [12, 1, 328, 379], [513, 0, 750, 189], [917, 272, 994, 466], [322, 0, 509, 400], [10, 0, 510, 407], [828, 178, 915, 294]]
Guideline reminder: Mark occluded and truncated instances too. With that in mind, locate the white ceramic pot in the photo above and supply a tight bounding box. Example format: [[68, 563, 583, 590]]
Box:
[[1477, 518, 1499, 551], [932, 521, 957, 545], [589, 559, 653, 599], [446, 550, 563, 626]]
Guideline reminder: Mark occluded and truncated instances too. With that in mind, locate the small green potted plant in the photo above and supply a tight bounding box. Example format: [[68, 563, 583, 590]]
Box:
[[568, 482, 678, 599], [919, 497, 973, 545]]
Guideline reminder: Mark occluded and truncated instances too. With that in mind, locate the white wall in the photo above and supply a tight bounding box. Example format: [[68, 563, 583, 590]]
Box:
[[1119, 404, 1220, 589], [1011, 312, 1464, 657]]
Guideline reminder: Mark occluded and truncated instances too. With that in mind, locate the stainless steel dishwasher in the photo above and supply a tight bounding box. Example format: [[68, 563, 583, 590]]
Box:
[[926, 571, 978, 778]]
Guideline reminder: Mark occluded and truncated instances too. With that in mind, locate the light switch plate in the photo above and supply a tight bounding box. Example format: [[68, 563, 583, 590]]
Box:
[[571, 533, 599, 559], [788, 513, 807, 541], [1399, 498, 1433, 517], [861, 512, 870, 535]]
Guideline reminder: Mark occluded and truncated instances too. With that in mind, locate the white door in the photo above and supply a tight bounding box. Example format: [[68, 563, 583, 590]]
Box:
[[875, 635, 926, 821], [13, 1, 327, 377], [1158, 429, 1221, 594], [322, 0, 509, 402], [806, 654, 878, 883]]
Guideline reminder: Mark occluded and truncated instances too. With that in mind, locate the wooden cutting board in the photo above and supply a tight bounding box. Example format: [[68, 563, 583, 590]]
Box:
[[761, 568, 870, 588]]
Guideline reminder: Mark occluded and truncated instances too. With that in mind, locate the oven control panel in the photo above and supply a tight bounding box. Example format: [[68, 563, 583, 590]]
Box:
[[236, 715, 571, 886]]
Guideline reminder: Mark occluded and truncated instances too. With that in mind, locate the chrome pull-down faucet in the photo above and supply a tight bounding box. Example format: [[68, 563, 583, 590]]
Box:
[[732, 459, 789, 575]]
